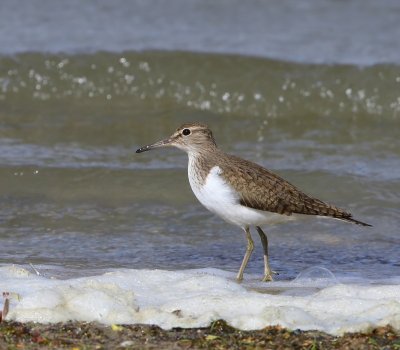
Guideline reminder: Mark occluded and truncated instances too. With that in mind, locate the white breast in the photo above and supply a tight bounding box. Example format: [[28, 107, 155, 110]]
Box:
[[188, 164, 288, 228]]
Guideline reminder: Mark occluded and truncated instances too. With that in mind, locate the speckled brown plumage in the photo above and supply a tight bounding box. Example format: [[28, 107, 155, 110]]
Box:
[[216, 153, 370, 226], [188, 148, 370, 226]]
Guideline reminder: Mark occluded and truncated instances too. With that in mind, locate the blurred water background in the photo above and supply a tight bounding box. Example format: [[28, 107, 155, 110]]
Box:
[[0, 0, 399, 281]]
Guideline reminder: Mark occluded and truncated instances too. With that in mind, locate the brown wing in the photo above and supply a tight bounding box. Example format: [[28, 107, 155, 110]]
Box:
[[219, 154, 371, 226]]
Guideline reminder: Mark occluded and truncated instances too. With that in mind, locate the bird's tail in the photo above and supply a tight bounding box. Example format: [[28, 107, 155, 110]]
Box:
[[303, 196, 372, 227], [339, 215, 372, 227]]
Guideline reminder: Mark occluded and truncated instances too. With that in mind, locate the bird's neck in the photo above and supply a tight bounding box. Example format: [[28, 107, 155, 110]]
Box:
[[187, 146, 223, 187]]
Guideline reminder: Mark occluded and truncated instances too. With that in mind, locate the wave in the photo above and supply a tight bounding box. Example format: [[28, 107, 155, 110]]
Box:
[[1, 51, 399, 121]]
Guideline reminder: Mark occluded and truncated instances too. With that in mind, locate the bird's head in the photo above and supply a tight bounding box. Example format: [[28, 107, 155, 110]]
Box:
[[136, 123, 217, 155]]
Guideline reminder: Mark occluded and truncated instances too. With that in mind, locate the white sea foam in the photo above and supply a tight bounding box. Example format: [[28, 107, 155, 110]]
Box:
[[1, 265, 399, 335]]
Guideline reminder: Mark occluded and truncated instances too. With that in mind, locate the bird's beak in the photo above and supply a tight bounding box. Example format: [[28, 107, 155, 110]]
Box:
[[136, 137, 173, 153]]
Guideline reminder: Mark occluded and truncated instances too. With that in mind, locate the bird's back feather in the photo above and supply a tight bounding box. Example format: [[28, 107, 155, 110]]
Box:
[[219, 154, 371, 226]]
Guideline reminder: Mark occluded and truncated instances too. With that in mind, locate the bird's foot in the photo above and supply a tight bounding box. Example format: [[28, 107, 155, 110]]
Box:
[[236, 273, 244, 283], [262, 274, 273, 282], [261, 270, 278, 282], [261, 274, 274, 282]]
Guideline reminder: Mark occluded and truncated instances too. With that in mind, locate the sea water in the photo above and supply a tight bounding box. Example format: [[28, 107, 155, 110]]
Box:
[[0, 0, 399, 335]]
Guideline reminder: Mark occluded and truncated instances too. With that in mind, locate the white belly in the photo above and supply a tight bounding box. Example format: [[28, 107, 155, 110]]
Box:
[[188, 165, 289, 228]]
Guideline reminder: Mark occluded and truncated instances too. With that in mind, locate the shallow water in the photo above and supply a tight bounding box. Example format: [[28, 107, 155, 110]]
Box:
[[1, 52, 399, 281], [0, 0, 400, 333]]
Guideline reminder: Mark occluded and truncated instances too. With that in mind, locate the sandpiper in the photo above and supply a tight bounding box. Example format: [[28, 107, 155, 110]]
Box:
[[136, 123, 371, 282]]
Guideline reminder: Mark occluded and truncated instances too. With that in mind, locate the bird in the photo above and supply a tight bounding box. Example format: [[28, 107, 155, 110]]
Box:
[[136, 123, 371, 282]]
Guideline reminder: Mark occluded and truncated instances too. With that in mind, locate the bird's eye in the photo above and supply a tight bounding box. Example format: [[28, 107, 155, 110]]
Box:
[[182, 128, 191, 136]]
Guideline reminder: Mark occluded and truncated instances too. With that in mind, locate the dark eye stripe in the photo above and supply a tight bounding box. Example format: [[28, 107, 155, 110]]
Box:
[[182, 128, 191, 136]]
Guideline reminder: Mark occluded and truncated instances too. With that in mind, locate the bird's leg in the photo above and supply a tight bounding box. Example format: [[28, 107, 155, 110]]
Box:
[[236, 227, 254, 282], [256, 226, 277, 282]]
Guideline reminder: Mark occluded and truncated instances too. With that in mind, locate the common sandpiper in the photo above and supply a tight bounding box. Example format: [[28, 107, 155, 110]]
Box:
[[136, 123, 371, 282]]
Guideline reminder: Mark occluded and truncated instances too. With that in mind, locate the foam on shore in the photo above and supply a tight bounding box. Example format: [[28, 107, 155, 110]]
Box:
[[1, 265, 399, 335]]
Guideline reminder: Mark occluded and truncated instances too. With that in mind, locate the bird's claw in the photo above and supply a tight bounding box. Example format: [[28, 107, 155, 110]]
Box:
[[262, 274, 273, 282], [261, 270, 279, 282]]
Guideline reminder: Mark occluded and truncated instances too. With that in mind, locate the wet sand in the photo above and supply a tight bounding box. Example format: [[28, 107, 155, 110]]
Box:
[[1, 320, 398, 349]]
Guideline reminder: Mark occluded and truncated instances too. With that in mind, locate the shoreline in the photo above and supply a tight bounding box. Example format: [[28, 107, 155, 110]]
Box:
[[1, 320, 398, 349]]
